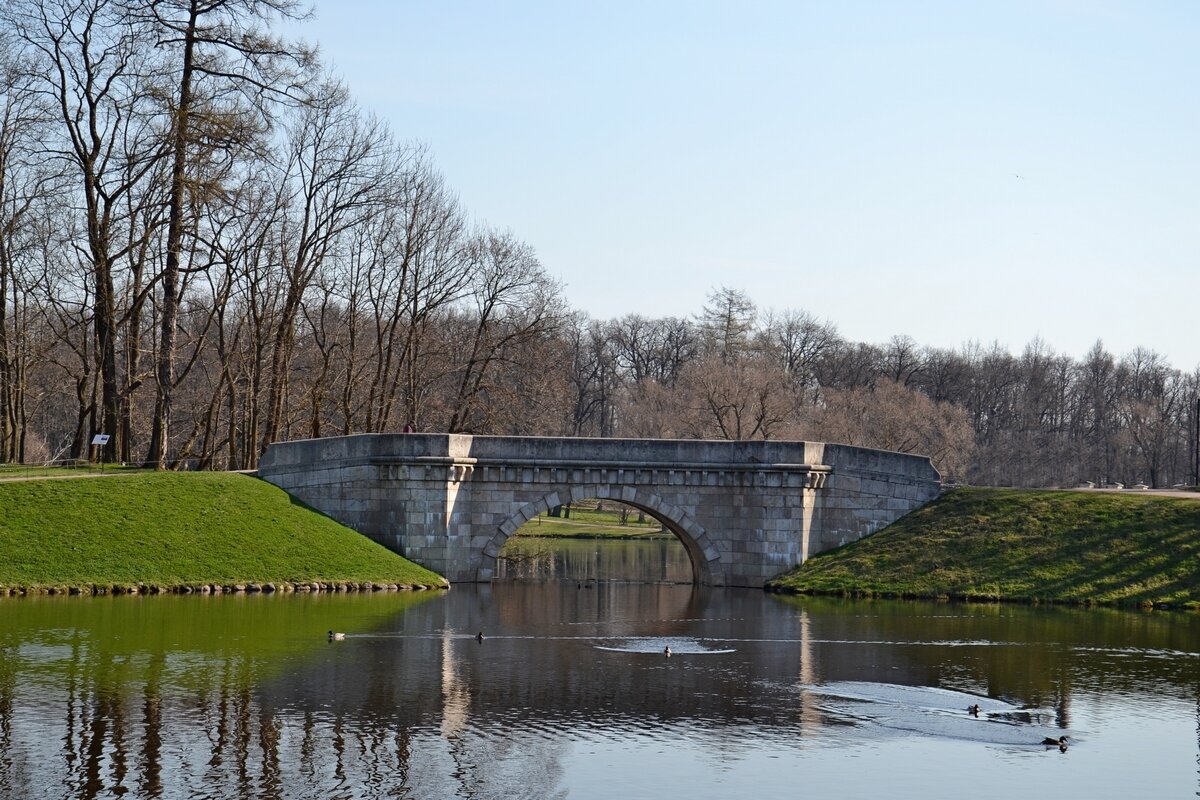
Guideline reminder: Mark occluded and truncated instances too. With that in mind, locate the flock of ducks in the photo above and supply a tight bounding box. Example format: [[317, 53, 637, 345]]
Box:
[[329, 631, 1064, 750], [968, 703, 1069, 750]]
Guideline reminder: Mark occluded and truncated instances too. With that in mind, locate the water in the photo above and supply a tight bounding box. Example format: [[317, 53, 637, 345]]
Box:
[[0, 545, 1197, 799], [495, 535, 693, 583]]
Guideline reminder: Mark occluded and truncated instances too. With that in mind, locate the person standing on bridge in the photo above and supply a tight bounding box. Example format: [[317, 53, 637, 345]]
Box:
[[403, 421, 417, 433]]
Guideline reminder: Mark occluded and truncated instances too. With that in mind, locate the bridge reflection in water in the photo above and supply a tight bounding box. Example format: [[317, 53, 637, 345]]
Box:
[[495, 535, 695, 583], [0, 588, 1196, 799]]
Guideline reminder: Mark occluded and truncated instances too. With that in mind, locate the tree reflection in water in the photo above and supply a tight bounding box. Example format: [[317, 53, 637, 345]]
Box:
[[0, 587, 1196, 798], [496, 536, 693, 584]]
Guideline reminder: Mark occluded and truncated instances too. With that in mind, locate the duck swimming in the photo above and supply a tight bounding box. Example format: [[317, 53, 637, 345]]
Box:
[[664, 646, 672, 658], [1042, 736, 1069, 751], [328, 630, 345, 641], [967, 704, 981, 717], [476, 631, 484, 642]]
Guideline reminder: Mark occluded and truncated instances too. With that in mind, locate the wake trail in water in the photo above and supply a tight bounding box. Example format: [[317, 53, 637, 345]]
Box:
[[344, 633, 737, 653], [595, 637, 736, 654], [801, 681, 1074, 747]]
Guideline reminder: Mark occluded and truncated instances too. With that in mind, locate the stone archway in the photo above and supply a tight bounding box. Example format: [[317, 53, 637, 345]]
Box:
[[477, 484, 722, 584]]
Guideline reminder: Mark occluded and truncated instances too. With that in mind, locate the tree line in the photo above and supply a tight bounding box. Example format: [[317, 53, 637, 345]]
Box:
[[1, 1, 1197, 486], [562, 293, 1200, 488]]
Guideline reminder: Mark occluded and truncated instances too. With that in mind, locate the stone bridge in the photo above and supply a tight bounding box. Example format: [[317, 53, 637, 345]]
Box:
[[258, 434, 941, 587]]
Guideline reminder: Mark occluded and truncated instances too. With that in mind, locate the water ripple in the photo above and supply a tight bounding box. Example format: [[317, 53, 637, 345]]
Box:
[[594, 637, 736, 654]]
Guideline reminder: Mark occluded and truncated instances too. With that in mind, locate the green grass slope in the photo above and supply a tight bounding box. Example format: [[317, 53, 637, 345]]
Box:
[[767, 488, 1200, 609], [515, 505, 671, 539], [0, 472, 446, 591]]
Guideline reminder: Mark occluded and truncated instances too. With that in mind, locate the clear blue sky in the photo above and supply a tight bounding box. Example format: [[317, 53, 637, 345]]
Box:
[[302, 1, 1200, 369]]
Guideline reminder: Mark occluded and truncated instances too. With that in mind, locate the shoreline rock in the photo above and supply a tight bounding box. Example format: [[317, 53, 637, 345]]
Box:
[[0, 579, 450, 598]]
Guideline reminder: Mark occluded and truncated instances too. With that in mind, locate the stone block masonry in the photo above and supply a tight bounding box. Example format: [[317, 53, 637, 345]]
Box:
[[258, 435, 941, 588]]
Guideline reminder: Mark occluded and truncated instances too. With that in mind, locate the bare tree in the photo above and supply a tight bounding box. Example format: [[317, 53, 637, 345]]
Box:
[[914, 345, 968, 404], [7, 0, 165, 461], [816, 380, 975, 480], [1074, 340, 1119, 483], [563, 313, 618, 436], [444, 229, 563, 433], [678, 354, 794, 441], [1118, 348, 1181, 487], [610, 314, 698, 388], [760, 307, 839, 400], [138, 0, 314, 467], [881, 334, 924, 386], [699, 285, 756, 363], [0, 34, 57, 461], [211, 165, 286, 467], [259, 83, 389, 459], [815, 340, 882, 391], [359, 149, 469, 432]]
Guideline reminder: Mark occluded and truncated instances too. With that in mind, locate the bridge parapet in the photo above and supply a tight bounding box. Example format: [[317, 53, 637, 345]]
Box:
[[259, 434, 940, 587]]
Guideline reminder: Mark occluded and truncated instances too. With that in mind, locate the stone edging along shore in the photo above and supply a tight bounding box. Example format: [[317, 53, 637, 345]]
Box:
[[0, 580, 449, 597]]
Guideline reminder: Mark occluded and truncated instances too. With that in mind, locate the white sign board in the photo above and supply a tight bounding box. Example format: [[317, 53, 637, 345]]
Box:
[[91, 434, 110, 446]]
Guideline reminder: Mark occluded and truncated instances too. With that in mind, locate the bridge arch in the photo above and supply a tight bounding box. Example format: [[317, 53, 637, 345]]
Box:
[[478, 484, 721, 584]]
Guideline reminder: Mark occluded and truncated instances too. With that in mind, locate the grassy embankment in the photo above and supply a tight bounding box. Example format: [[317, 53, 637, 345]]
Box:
[[516, 502, 672, 539], [767, 487, 1200, 609], [0, 471, 446, 595]]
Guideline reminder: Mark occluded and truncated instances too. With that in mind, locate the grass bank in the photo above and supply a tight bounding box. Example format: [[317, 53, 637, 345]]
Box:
[[767, 487, 1200, 609], [0, 471, 447, 595], [514, 504, 672, 539]]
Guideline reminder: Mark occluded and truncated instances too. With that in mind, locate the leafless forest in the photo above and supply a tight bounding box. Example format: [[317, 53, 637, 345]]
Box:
[[0, 0, 1196, 486]]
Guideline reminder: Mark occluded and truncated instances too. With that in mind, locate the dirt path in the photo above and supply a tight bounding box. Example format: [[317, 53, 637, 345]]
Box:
[[1066, 487, 1200, 499], [0, 471, 137, 483]]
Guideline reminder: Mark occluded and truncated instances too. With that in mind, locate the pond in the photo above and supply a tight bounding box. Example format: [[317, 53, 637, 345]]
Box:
[[495, 534, 693, 583], [0, 567, 1196, 799]]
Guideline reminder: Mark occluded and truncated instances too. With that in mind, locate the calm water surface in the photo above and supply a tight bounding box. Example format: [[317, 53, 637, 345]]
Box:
[[0, 543, 1197, 799], [495, 535, 693, 583]]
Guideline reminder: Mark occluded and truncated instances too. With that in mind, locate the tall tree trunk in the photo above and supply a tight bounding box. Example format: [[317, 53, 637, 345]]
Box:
[[149, 1, 199, 469], [0, 235, 11, 462], [93, 255, 121, 463]]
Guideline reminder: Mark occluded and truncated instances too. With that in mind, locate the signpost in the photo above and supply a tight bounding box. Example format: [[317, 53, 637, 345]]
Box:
[[91, 434, 111, 473]]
